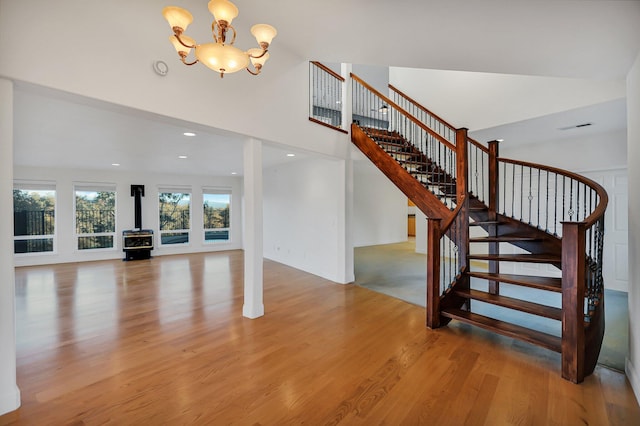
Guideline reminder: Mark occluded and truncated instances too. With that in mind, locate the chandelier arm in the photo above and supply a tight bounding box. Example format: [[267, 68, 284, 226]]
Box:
[[211, 21, 220, 43], [175, 33, 196, 49], [248, 48, 268, 59], [181, 57, 199, 66], [246, 64, 262, 76], [228, 25, 237, 45], [178, 52, 198, 66]]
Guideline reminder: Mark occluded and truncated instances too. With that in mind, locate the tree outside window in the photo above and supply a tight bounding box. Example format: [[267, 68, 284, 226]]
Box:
[[203, 192, 230, 242], [13, 187, 56, 254], [159, 191, 191, 245], [75, 188, 116, 250]]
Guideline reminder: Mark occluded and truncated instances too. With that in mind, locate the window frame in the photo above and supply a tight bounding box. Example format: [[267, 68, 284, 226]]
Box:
[[73, 183, 117, 252], [13, 181, 57, 256], [202, 188, 232, 244]]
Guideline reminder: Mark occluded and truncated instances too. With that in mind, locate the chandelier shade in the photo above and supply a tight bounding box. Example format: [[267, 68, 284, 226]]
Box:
[[162, 0, 276, 78], [196, 43, 249, 74], [208, 0, 238, 25], [162, 6, 193, 34]]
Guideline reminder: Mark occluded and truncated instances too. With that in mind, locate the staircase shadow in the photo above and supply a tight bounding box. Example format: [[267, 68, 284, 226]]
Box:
[[354, 240, 628, 372]]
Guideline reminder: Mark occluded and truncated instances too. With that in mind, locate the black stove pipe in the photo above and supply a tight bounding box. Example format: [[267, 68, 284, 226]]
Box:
[[131, 185, 145, 230]]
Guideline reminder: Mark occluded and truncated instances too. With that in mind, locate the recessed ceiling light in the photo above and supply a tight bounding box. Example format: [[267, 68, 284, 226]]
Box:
[[111, 163, 120, 166], [178, 155, 188, 159], [496, 139, 504, 142], [183, 132, 196, 137], [287, 153, 295, 157], [231, 172, 237, 175]]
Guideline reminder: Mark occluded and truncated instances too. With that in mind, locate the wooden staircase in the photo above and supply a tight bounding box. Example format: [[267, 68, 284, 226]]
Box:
[[347, 74, 608, 383]]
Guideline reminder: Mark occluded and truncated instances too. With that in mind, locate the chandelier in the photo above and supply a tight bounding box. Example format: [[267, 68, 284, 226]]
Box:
[[162, 0, 277, 78]]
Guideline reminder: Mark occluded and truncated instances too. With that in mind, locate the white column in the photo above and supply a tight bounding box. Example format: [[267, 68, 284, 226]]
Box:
[[339, 63, 355, 283], [242, 138, 264, 319], [341, 63, 352, 132], [0, 78, 20, 415]]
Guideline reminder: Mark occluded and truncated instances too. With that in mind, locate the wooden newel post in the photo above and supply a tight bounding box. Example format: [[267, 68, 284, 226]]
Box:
[[561, 221, 587, 383], [427, 217, 442, 329], [487, 140, 500, 295], [455, 128, 469, 201]]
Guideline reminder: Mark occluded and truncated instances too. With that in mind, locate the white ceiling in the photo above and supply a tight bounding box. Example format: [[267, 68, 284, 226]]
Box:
[[10, 0, 640, 176], [13, 83, 312, 177]]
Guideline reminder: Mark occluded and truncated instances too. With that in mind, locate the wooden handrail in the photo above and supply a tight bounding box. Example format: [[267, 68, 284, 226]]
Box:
[[308, 117, 348, 134], [388, 84, 458, 131], [310, 61, 345, 82], [498, 157, 608, 227], [441, 194, 467, 231], [468, 137, 489, 153], [351, 73, 456, 151]]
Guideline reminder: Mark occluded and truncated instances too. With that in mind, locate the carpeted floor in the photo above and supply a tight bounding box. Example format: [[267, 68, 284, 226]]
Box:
[[354, 240, 628, 371]]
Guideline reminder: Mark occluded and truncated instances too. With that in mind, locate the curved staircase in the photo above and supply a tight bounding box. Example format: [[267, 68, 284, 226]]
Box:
[[308, 63, 607, 383], [348, 74, 608, 383]]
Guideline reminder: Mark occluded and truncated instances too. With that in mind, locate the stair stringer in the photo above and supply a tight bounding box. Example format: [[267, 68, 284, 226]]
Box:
[[351, 123, 453, 220]]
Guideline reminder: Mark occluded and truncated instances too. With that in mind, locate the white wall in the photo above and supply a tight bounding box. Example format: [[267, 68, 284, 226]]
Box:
[[499, 130, 627, 172], [352, 149, 408, 247], [626, 51, 640, 403], [13, 166, 243, 267], [263, 156, 348, 283], [389, 67, 626, 130]]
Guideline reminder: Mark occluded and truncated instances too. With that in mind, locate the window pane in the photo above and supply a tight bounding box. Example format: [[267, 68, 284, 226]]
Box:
[[77, 236, 114, 250], [205, 229, 229, 241], [203, 193, 230, 229], [159, 192, 191, 231], [75, 190, 116, 234], [204, 193, 230, 242], [14, 238, 54, 254], [13, 189, 55, 236], [13, 188, 55, 254], [160, 232, 189, 245]]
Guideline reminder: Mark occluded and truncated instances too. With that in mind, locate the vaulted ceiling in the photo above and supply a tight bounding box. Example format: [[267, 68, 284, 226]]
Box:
[[9, 0, 640, 175]]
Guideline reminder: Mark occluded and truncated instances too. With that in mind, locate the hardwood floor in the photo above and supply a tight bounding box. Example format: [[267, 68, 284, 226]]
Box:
[[1, 251, 639, 425]]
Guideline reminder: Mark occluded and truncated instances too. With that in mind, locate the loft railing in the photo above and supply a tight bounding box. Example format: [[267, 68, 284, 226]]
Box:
[[351, 73, 460, 211], [309, 61, 346, 133], [389, 84, 457, 146]]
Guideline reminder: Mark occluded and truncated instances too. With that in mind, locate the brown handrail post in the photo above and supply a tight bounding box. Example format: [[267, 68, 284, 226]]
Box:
[[488, 140, 500, 295], [427, 217, 442, 329], [455, 128, 470, 289], [561, 221, 587, 383], [456, 128, 469, 201]]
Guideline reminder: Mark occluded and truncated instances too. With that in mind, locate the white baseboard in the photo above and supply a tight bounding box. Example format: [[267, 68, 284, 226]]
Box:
[[0, 386, 20, 416], [625, 357, 640, 405]]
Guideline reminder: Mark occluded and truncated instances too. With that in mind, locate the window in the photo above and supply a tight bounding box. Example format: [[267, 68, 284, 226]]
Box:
[[75, 185, 116, 250], [13, 183, 56, 254], [159, 190, 191, 245], [203, 189, 231, 243]]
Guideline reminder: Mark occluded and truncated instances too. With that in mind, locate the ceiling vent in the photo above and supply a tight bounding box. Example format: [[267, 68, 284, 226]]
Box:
[[558, 122, 593, 131]]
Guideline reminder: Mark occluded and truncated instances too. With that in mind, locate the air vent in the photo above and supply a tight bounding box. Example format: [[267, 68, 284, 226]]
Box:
[[558, 122, 593, 131]]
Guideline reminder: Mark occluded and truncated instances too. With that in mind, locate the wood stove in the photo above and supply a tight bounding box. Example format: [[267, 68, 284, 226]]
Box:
[[123, 185, 154, 260]]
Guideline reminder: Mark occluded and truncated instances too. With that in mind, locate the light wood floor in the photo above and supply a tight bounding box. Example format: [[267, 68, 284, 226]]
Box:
[[1, 251, 639, 425]]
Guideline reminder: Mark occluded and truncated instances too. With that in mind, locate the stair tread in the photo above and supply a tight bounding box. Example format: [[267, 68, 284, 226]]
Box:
[[466, 272, 562, 292], [469, 220, 501, 226], [468, 253, 560, 263], [454, 289, 562, 320], [441, 308, 562, 352], [469, 235, 541, 242]]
